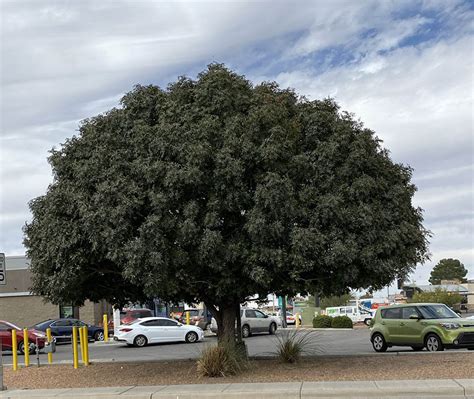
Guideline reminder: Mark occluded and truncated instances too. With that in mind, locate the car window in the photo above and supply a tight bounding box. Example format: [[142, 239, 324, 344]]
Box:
[[72, 320, 85, 326], [254, 310, 266, 318], [381, 308, 401, 319], [138, 311, 152, 318], [346, 308, 353, 314], [141, 320, 161, 327], [159, 319, 178, 327], [185, 310, 199, 317], [339, 308, 346, 314], [245, 310, 257, 318], [401, 306, 420, 319], [418, 304, 459, 319], [53, 320, 73, 327]]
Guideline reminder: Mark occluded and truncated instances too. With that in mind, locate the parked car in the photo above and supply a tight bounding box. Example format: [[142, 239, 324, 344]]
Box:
[[114, 317, 204, 347], [33, 319, 105, 342], [0, 320, 47, 354], [278, 311, 302, 326], [178, 309, 212, 330], [325, 306, 373, 326], [120, 309, 153, 325], [211, 308, 279, 338], [370, 303, 474, 352]]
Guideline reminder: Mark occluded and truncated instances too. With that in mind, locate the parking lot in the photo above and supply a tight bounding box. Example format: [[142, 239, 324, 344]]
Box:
[[1, 328, 471, 366]]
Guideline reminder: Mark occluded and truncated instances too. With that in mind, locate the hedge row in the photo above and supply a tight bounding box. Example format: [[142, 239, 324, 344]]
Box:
[[312, 315, 353, 328]]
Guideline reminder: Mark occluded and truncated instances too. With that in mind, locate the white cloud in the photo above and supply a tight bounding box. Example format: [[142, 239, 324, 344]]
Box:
[[1, 1, 473, 283]]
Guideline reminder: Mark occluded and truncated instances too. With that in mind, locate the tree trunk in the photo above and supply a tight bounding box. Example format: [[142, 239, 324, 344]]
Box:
[[217, 304, 237, 347]]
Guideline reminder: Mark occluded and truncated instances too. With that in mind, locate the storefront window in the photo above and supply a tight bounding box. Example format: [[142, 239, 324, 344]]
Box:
[[59, 305, 74, 318]]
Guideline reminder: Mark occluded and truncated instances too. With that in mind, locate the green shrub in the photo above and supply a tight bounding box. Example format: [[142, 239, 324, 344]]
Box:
[[313, 314, 332, 328], [197, 344, 248, 377], [272, 329, 321, 363], [331, 315, 353, 328]]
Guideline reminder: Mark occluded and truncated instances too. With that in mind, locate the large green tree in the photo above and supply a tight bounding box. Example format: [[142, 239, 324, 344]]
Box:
[[24, 64, 429, 347], [429, 258, 468, 285]]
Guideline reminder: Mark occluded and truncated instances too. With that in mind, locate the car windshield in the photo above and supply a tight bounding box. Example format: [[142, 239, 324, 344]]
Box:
[[418, 304, 460, 319]]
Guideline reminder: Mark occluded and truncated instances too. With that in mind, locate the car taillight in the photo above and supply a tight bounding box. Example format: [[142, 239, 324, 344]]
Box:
[[119, 328, 133, 332]]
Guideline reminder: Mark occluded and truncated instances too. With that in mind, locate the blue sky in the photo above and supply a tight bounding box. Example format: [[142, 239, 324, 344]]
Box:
[[1, 0, 473, 286]]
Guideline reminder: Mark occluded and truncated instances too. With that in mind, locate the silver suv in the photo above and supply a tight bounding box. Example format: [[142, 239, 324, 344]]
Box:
[[211, 308, 279, 338]]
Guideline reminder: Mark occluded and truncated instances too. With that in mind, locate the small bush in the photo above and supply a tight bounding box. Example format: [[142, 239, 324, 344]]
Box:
[[197, 344, 248, 377], [313, 314, 332, 328], [273, 329, 321, 363], [331, 315, 353, 328]]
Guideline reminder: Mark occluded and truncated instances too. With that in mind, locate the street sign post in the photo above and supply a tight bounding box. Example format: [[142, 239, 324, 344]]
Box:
[[0, 253, 5, 285]]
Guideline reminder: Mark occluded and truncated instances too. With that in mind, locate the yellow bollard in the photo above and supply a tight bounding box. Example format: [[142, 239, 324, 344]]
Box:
[[79, 327, 85, 364], [103, 314, 108, 342], [72, 326, 79, 369], [185, 311, 190, 325], [12, 329, 18, 371], [23, 328, 30, 367], [46, 328, 53, 364], [84, 325, 89, 366], [295, 313, 300, 328]]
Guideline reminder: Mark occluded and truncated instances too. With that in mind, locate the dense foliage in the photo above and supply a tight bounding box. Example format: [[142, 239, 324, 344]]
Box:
[[24, 64, 429, 347], [313, 314, 332, 328], [429, 258, 468, 285], [331, 315, 353, 328]]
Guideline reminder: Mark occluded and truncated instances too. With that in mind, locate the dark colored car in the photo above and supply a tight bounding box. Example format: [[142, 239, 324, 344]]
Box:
[[178, 309, 212, 330], [34, 319, 105, 342], [120, 309, 153, 325], [0, 320, 47, 354]]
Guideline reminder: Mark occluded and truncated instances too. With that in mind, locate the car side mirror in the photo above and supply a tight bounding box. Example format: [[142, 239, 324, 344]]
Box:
[[409, 315, 420, 320], [177, 323, 183, 327], [264, 314, 269, 318]]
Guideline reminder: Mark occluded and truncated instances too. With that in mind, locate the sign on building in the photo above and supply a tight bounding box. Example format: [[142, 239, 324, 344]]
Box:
[[0, 253, 5, 285]]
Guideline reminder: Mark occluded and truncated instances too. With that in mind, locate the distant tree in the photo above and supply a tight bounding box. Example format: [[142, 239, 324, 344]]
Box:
[[411, 288, 463, 308], [320, 294, 352, 309], [24, 64, 430, 350], [429, 258, 467, 285]]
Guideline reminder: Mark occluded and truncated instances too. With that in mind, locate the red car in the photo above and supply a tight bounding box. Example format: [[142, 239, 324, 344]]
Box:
[[120, 309, 153, 325], [0, 320, 47, 354]]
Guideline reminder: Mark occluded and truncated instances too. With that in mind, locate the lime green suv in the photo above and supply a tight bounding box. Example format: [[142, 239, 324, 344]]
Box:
[[370, 303, 474, 352]]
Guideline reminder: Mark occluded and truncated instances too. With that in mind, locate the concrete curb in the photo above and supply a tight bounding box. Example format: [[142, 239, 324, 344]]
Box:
[[1, 379, 473, 398]]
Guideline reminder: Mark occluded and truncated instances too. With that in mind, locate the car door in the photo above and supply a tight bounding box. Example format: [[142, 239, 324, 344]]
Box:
[[380, 307, 402, 343], [160, 319, 183, 341], [398, 306, 424, 345], [51, 319, 74, 341], [139, 320, 161, 343], [254, 310, 269, 332], [244, 310, 257, 331]]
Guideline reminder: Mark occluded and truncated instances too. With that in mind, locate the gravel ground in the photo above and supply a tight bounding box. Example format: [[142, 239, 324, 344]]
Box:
[[4, 353, 473, 389]]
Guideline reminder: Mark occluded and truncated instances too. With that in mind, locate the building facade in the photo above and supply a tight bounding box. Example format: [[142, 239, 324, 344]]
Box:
[[0, 256, 110, 327]]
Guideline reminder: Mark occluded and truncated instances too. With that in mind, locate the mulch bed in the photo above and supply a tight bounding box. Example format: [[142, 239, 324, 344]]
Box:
[[4, 352, 473, 389]]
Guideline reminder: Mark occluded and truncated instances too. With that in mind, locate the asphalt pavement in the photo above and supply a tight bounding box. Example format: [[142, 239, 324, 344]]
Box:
[[1, 328, 471, 366]]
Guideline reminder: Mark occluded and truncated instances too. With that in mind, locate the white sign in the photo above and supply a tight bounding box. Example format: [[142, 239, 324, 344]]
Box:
[[0, 253, 5, 285]]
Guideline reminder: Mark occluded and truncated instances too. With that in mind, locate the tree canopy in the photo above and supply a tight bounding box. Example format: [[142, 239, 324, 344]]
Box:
[[429, 258, 468, 285], [411, 288, 463, 308], [24, 64, 429, 346]]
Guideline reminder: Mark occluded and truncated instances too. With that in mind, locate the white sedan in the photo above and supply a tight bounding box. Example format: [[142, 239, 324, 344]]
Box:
[[114, 317, 204, 347]]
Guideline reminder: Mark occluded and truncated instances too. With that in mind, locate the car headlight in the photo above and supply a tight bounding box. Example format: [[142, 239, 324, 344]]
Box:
[[440, 323, 460, 330]]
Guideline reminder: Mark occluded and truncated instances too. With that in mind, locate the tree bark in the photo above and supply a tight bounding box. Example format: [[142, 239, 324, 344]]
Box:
[[217, 304, 237, 347]]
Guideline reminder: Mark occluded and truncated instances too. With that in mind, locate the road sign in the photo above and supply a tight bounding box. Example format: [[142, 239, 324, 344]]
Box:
[[0, 253, 5, 285]]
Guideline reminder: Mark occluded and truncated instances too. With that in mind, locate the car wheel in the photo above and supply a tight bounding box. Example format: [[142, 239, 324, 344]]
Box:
[[269, 322, 277, 335], [411, 346, 424, 351], [242, 324, 251, 338], [425, 334, 444, 352], [185, 331, 199, 343], [371, 333, 388, 352], [364, 319, 372, 326], [94, 331, 104, 341], [133, 335, 148, 347]]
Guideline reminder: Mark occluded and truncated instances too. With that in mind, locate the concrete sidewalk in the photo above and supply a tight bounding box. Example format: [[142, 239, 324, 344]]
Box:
[[1, 379, 473, 398]]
